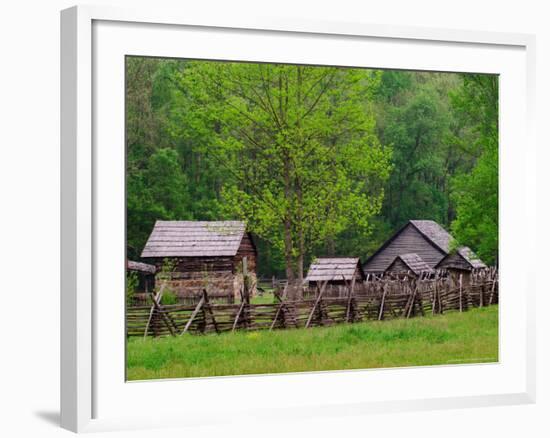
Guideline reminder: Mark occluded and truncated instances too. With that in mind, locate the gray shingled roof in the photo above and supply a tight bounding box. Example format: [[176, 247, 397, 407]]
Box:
[[127, 260, 156, 274], [457, 246, 487, 269], [410, 220, 453, 253], [305, 257, 363, 282], [141, 221, 247, 258], [393, 253, 433, 275]]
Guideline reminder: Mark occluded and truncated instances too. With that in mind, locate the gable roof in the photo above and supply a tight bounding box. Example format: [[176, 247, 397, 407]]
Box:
[[127, 260, 156, 274], [457, 247, 486, 269], [141, 221, 250, 258], [305, 257, 365, 282], [409, 220, 453, 253], [364, 219, 453, 269], [389, 253, 433, 275], [435, 246, 487, 270]]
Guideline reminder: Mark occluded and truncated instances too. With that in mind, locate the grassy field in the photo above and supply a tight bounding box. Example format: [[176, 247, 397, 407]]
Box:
[[249, 291, 277, 304], [126, 305, 498, 380]]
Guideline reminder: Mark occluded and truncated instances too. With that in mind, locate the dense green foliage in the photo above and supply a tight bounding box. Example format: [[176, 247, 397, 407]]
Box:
[[449, 75, 499, 264], [126, 57, 499, 275], [127, 305, 498, 379]]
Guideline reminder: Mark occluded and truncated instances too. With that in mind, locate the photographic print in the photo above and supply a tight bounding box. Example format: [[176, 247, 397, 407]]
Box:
[[125, 57, 498, 380]]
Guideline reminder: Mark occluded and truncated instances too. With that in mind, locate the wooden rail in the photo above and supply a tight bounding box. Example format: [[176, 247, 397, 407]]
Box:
[[126, 269, 498, 337]]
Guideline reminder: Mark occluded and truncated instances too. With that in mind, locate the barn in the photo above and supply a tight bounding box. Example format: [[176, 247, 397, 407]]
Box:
[[305, 257, 365, 296], [141, 221, 257, 302], [363, 220, 453, 275], [386, 253, 433, 277]]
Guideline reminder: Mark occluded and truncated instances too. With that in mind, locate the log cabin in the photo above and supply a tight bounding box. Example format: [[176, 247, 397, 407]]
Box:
[[305, 257, 365, 297], [141, 221, 257, 302], [363, 220, 453, 275]]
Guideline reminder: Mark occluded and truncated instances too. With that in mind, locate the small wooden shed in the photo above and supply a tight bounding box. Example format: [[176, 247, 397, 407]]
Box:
[[305, 257, 365, 296], [435, 246, 487, 272], [141, 221, 257, 302], [435, 246, 487, 285], [126, 260, 156, 293], [386, 253, 433, 277]]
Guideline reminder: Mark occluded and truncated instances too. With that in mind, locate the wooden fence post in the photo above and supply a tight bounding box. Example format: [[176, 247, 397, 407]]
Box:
[[231, 301, 246, 332], [270, 303, 285, 331], [145, 285, 179, 337], [438, 279, 444, 314], [144, 285, 165, 338], [378, 283, 388, 321], [345, 272, 357, 323], [459, 273, 463, 312], [479, 283, 484, 308], [432, 280, 438, 315], [181, 293, 206, 335], [305, 280, 328, 328], [406, 280, 418, 319], [202, 289, 220, 333], [488, 274, 497, 305]]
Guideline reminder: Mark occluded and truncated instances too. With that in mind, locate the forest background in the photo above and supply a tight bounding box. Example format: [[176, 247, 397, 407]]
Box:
[[126, 57, 498, 281]]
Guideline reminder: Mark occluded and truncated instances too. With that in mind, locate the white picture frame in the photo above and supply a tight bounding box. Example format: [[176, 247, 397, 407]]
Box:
[[60, 4, 536, 433]]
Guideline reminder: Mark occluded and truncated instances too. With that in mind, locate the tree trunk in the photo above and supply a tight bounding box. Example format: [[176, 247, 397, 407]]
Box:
[[326, 235, 336, 256], [294, 67, 305, 284], [283, 217, 295, 282], [282, 112, 295, 283], [296, 250, 304, 284]]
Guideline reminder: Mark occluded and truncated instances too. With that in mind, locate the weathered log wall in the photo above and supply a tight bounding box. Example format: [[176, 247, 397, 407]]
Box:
[[145, 254, 258, 303]]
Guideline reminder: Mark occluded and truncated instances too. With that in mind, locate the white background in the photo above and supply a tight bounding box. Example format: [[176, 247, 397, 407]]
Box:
[[0, 0, 547, 437]]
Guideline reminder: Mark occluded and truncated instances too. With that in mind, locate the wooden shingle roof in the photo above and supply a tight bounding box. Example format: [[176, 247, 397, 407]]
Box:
[[127, 260, 156, 274], [409, 220, 453, 253], [141, 221, 248, 258], [435, 246, 487, 271], [390, 253, 432, 275], [457, 246, 487, 269], [363, 219, 454, 273], [305, 257, 364, 282]]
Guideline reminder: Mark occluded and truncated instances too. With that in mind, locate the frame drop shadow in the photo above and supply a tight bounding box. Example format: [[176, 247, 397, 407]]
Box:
[[34, 410, 60, 427]]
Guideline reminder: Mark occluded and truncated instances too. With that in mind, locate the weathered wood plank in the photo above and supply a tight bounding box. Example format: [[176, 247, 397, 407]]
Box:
[[305, 281, 328, 328], [180, 295, 205, 335]]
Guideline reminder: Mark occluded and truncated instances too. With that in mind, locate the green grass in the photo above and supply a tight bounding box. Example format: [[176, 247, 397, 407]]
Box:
[[126, 305, 498, 380], [249, 292, 276, 304]]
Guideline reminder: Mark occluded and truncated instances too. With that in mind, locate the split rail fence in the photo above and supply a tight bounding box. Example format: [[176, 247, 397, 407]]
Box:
[[127, 268, 498, 338]]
